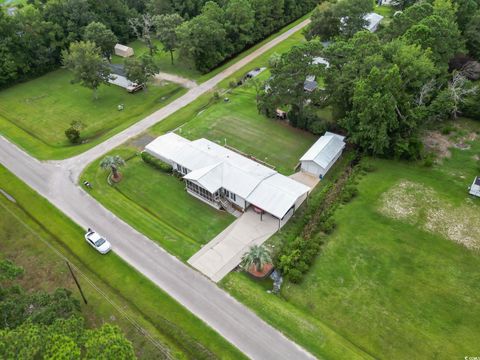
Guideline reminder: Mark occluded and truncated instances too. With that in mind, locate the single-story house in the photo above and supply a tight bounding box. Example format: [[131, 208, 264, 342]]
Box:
[[108, 64, 143, 93], [300, 132, 346, 178], [114, 44, 134, 58], [469, 176, 480, 197], [364, 12, 384, 32], [304, 75, 318, 92], [145, 133, 310, 223]]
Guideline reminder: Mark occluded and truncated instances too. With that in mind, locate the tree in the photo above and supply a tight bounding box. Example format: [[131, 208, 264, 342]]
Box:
[[305, 1, 340, 41], [343, 65, 407, 156], [241, 245, 272, 272], [336, 0, 373, 39], [129, 14, 157, 56], [176, 11, 227, 72], [224, 0, 255, 53], [100, 155, 126, 181], [84, 22, 118, 61], [305, 0, 372, 40], [124, 55, 159, 90], [62, 41, 112, 100], [403, 14, 465, 68], [65, 121, 85, 144], [430, 72, 478, 120], [465, 11, 480, 59], [84, 324, 136, 359], [258, 41, 324, 129], [153, 13, 183, 64]]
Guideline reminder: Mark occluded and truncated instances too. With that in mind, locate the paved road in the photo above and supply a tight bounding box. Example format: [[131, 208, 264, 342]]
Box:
[[0, 18, 316, 360]]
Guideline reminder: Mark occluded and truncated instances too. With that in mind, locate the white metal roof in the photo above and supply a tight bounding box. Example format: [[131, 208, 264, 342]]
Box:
[[246, 174, 310, 219], [364, 12, 384, 32], [145, 133, 310, 218], [114, 44, 132, 52], [470, 177, 480, 197], [300, 132, 346, 169]]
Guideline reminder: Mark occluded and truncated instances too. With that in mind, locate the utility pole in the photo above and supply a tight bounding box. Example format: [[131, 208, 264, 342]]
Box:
[[66, 261, 88, 305]]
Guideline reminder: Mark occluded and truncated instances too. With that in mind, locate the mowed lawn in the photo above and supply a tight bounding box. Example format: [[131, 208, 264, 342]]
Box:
[[83, 149, 234, 260], [0, 165, 245, 359], [223, 122, 480, 359], [0, 69, 185, 159], [178, 87, 317, 175]]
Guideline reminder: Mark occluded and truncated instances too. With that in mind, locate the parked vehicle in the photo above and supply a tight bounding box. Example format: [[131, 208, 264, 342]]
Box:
[[84, 228, 111, 254]]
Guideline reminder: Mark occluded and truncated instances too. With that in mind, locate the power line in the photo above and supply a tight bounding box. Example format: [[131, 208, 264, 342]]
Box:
[[0, 200, 175, 360]]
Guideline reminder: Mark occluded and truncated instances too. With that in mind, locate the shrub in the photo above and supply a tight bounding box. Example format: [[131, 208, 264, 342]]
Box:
[[441, 125, 455, 135], [423, 152, 436, 167], [213, 91, 220, 100], [229, 80, 237, 89], [287, 269, 303, 283], [141, 152, 173, 173], [320, 217, 336, 234], [341, 185, 358, 204], [65, 127, 81, 144]]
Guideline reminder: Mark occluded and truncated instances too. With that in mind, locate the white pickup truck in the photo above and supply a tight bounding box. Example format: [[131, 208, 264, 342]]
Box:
[[84, 229, 111, 254]]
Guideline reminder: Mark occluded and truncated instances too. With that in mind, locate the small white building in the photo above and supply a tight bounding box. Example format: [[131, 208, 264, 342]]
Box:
[[114, 44, 134, 58], [145, 133, 310, 223], [300, 132, 346, 178], [469, 176, 480, 197]]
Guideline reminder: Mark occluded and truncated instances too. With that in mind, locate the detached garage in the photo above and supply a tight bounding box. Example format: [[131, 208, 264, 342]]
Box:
[[300, 132, 346, 178]]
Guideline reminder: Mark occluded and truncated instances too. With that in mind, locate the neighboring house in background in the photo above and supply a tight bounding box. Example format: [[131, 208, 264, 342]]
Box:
[[145, 133, 310, 225], [300, 132, 346, 178], [108, 64, 143, 93], [304, 75, 318, 92], [469, 176, 480, 197], [114, 44, 134, 57], [364, 12, 384, 32]]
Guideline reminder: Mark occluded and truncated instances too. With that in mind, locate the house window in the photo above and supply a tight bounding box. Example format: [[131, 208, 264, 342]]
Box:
[[230, 192, 236, 201], [176, 164, 181, 172]]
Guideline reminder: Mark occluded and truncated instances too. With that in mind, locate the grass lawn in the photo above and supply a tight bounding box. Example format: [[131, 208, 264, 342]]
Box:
[[83, 148, 234, 261], [0, 165, 245, 360], [112, 39, 202, 81], [0, 69, 185, 160], [221, 119, 480, 359], [177, 86, 317, 175]]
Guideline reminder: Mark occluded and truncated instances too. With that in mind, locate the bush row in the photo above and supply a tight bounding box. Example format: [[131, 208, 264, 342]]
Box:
[[140, 152, 173, 173], [275, 156, 374, 283]]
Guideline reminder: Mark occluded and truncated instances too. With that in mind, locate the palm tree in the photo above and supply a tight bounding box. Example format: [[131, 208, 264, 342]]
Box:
[[100, 155, 125, 181], [241, 245, 272, 272]]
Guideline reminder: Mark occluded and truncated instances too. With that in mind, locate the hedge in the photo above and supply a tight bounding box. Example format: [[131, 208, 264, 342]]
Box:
[[140, 152, 173, 173]]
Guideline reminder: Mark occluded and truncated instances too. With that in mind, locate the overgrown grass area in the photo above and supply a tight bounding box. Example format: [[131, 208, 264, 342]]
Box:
[[0, 69, 185, 159], [0, 165, 245, 360], [177, 86, 316, 175], [83, 148, 234, 260], [221, 120, 480, 360]]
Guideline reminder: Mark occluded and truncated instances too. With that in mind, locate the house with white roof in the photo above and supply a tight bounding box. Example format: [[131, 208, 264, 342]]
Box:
[[364, 12, 384, 32], [300, 132, 346, 178], [145, 133, 310, 223]]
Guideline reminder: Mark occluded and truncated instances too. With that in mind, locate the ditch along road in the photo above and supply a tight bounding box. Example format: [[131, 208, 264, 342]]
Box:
[[0, 19, 316, 360]]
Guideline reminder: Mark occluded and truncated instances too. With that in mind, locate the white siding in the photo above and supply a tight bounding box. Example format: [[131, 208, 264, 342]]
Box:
[[301, 160, 322, 177]]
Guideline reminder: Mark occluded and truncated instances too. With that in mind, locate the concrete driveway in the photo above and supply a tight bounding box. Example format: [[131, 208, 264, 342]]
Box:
[[188, 209, 280, 282]]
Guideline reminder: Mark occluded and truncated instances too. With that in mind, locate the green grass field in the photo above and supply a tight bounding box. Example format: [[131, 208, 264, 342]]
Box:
[[177, 87, 317, 175], [222, 119, 480, 359], [0, 165, 245, 360], [0, 69, 185, 159], [83, 149, 234, 261]]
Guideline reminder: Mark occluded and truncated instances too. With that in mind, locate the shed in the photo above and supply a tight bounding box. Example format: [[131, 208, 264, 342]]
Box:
[[300, 132, 346, 178], [469, 176, 480, 197], [114, 44, 134, 58]]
